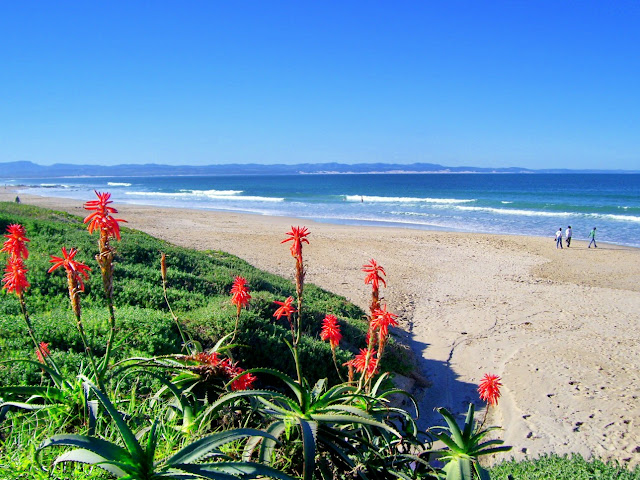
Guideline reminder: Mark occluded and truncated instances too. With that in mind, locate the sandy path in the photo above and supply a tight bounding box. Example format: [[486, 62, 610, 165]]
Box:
[[3, 190, 640, 466]]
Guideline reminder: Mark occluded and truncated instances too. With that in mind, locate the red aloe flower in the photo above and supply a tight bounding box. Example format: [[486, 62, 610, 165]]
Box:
[[1, 224, 30, 259], [2, 255, 30, 296], [273, 296, 296, 320], [83, 191, 127, 240], [48, 247, 92, 291], [345, 348, 378, 378], [478, 373, 502, 406], [230, 276, 251, 309], [320, 314, 342, 349], [36, 342, 50, 363], [362, 259, 386, 290], [281, 226, 310, 259], [229, 368, 257, 391], [371, 305, 398, 339]]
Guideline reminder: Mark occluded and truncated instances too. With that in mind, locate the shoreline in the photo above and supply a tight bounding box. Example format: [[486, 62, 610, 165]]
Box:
[[2, 190, 640, 467], [8, 185, 640, 250]]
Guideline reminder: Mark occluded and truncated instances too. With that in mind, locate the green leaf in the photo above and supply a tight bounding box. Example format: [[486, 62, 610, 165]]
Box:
[[174, 461, 295, 480], [80, 377, 146, 462], [258, 421, 286, 465], [311, 413, 401, 437], [298, 418, 318, 480], [436, 407, 465, 448], [462, 403, 475, 442], [53, 449, 128, 477], [167, 428, 276, 466], [39, 434, 131, 467]]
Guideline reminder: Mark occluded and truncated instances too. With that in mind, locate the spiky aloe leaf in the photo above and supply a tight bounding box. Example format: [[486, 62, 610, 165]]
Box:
[[173, 461, 295, 480], [442, 456, 472, 480], [311, 414, 401, 437], [436, 407, 465, 448], [38, 433, 133, 476], [258, 420, 287, 465], [52, 449, 128, 477], [0, 385, 67, 401], [462, 403, 475, 442], [240, 368, 305, 405], [80, 377, 145, 462], [0, 401, 50, 411], [167, 428, 277, 466], [299, 418, 318, 480]]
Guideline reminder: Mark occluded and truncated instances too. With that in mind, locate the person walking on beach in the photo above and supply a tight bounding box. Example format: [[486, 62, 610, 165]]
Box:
[[555, 227, 563, 249], [565, 225, 572, 247], [588, 227, 597, 248]]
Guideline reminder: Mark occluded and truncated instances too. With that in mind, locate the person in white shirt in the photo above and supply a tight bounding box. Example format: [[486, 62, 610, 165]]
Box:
[[565, 226, 572, 247], [555, 228, 563, 249]]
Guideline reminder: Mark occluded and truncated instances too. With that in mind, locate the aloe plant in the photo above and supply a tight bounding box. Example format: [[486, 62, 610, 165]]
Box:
[[37, 377, 294, 479], [205, 368, 405, 480], [428, 404, 511, 480]]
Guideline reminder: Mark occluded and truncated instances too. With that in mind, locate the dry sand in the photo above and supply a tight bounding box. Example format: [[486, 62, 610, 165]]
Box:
[[3, 189, 640, 467]]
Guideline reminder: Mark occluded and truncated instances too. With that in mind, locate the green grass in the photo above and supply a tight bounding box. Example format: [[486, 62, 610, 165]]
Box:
[[490, 453, 640, 479], [0, 201, 410, 389]]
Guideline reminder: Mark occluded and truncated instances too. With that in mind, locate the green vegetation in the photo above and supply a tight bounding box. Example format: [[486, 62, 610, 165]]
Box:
[[490, 453, 640, 479]]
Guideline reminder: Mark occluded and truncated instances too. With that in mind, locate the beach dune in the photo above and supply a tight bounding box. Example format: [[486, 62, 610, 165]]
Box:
[[3, 190, 640, 467]]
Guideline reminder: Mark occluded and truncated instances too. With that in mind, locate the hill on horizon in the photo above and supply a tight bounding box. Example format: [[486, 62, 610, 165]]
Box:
[[2, 161, 638, 178]]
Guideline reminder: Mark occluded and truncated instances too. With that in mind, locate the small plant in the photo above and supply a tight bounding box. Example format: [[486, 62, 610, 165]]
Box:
[[425, 374, 511, 480]]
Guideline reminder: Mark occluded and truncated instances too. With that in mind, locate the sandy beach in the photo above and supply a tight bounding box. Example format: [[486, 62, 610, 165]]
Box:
[[3, 189, 640, 467]]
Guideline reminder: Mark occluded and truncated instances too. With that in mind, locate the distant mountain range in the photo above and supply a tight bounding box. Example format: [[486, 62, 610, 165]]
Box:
[[1, 161, 637, 178]]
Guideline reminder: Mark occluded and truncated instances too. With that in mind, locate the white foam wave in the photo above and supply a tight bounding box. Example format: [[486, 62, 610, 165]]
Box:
[[587, 213, 640, 223], [125, 190, 283, 202], [345, 195, 475, 204], [456, 206, 571, 217], [108, 182, 132, 187], [501, 201, 513, 204]]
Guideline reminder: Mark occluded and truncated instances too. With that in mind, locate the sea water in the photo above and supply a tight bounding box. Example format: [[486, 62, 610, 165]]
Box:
[[7, 173, 640, 248]]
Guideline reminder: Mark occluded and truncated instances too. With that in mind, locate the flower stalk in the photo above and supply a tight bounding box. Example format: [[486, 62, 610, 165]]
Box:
[[1, 224, 50, 367], [279, 226, 309, 384], [49, 247, 104, 390], [83, 191, 126, 375]]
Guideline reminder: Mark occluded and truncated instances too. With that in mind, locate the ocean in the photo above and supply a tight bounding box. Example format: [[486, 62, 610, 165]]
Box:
[[7, 173, 640, 248]]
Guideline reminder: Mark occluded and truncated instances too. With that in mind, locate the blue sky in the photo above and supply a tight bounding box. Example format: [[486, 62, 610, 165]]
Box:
[[1, 2, 639, 169]]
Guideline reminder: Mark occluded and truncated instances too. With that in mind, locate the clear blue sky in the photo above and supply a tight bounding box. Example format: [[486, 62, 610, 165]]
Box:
[[1, 2, 639, 169]]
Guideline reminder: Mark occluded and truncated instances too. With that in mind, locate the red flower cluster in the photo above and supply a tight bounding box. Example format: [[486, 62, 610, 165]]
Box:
[[1, 224, 30, 297], [48, 247, 92, 291], [230, 276, 251, 310], [281, 226, 309, 259], [1, 224, 30, 259], [478, 373, 502, 406], [84, 191, 126, 241], [320, 314, 342, 349], [36, 342, 50, 363], [187, 351, 257, 391]]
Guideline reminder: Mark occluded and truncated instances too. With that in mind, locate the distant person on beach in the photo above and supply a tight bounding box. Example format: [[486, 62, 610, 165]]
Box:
[[588, 227, 597, 248], [565, 226, 572, 247], [14, 196, 20, 204], [555, 227, 563, 249]]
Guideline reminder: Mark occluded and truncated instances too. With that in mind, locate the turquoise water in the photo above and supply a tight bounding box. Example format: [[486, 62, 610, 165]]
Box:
[[9, 173, 640, 247]]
